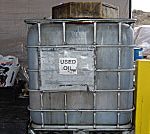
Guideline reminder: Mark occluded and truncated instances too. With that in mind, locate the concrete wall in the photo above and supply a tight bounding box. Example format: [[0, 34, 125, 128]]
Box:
[[0, 0, 129, 65]]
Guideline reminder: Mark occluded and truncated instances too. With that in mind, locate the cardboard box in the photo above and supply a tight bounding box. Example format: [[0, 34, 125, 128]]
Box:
[[52, 2, 119, 19]]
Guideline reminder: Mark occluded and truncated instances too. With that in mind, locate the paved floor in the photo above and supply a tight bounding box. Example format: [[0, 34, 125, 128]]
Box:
[[0, 87, 29, 134]]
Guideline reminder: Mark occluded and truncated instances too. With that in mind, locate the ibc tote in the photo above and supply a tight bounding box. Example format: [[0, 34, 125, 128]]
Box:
[[25, 18, 135, 134]]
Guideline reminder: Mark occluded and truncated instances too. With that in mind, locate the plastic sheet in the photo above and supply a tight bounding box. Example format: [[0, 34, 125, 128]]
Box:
[[134, 25, 150, 56]]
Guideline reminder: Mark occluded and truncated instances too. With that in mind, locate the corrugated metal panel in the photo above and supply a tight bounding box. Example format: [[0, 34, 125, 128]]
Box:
[[0, 0, 129, 65]]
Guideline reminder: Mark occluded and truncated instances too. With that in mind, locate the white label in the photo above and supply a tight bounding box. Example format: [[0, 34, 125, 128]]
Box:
[[59, 58, 77, 75]]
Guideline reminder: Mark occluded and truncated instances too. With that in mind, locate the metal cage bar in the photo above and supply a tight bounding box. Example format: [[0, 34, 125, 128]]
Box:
[[93, 22, 97, 129], [37, 23, 45, 128], [64, 92, 68, 127], [25, 18, 136, 25], [28, 106, 135, 112], [116, 22, 122, 127], [40, 92, 44, 128], [27, 44, 136, 48], [63, 22, 66, 44], [37, 23, 41, 89], [28, 88, 135, 93]]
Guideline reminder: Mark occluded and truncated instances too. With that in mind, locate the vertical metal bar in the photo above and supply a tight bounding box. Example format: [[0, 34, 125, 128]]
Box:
[[38, 23, 43, 127], [94, 22, 97, 45], [93, 22, 97, 91], [117, 22, 122, 127], [130, 111, 133, 124], [118, 22, 122, 46], [117, 93, 121, 127], [37, 23, 41, 89], [38, 22, 45, 129], [93, 22, 97, 128], [64, 93, 68, 127], [130, 24, 134, 125], [38, 23, 41, 45], [63, 22, 66, 44], [40, 92, 44, 128], [93, 93, 96, 128]]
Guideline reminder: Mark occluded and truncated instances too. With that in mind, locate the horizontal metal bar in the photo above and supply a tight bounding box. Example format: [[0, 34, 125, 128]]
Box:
[[25, 18, 136, 24], [28, 69, 92, 72], [27, 45, 135, 48], [28, 106, 135, 112], [96, 45, 135, 47], [33, 129, 130, 132], [31, 128, 132, 132], [28, 68, 134, 72], [93, 89, 135, 92], [32, 128, 132, 132], [31, 122, 132, 130], [28, 88, 135, 93], [96, 68, 134, 72], [32, 128, 131, 132]]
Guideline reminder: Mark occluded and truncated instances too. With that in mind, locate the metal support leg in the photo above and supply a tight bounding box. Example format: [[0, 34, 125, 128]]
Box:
[[122, 130, 134, 134], [73, 131, 89, 134], [28, 129, 36, 134]]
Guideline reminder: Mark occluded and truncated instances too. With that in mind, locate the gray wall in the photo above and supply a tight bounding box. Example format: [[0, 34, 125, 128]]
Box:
[[0, 0, 129, 65]]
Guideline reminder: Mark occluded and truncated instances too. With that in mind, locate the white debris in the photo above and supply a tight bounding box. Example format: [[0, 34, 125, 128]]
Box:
[[0, 55, 20, 87]]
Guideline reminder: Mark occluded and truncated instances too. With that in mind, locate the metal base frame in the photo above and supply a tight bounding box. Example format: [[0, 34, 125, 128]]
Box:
[[28, 128, 133, 134], [28, 122, 134, 134]]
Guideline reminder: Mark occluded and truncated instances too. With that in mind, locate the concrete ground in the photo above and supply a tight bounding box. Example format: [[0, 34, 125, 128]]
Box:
[[0, 87, 29, 134]]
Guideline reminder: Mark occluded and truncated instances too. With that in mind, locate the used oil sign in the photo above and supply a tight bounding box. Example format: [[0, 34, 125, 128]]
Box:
[[59, 58, 77, 75]]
